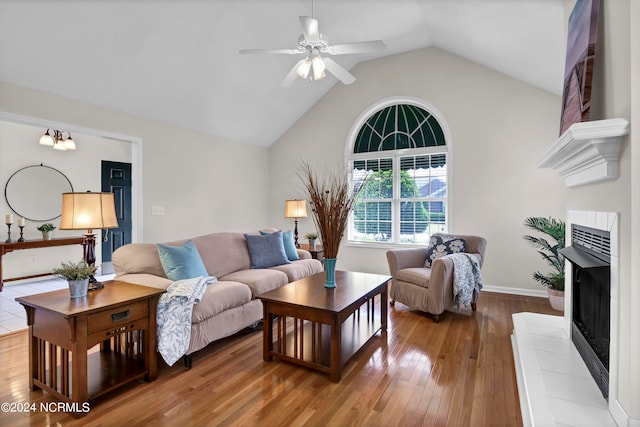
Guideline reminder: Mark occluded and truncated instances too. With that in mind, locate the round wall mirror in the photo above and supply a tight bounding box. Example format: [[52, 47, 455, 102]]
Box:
[[4, 164, 74, 222]]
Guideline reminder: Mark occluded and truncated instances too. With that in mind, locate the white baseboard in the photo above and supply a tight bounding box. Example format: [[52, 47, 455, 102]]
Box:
[[482, 284, 548, 298]]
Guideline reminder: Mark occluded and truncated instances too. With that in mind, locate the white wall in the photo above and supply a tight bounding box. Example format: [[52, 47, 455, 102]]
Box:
[[268, 47, 566, 292], [629, 0, 640, 420], [0, 120, 131, 279], [0, 81, 271, 281]]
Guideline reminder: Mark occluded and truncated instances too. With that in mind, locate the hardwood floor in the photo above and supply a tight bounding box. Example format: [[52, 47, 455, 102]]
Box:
[[0, 291, 559, 427]]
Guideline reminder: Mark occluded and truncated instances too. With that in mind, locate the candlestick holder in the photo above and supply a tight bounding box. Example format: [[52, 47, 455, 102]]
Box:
[[5, 223, 13, 243], [17, 225, 25, 242]]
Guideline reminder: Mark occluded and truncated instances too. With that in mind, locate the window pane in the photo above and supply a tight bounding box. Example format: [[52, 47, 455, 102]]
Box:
[[355, 158, 393, 199], [353, 201, 392, 242]]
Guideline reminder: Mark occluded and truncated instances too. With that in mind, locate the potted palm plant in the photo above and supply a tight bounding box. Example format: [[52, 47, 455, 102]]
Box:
[[52, 260, 97, 298], [523, 217, 566, 311]]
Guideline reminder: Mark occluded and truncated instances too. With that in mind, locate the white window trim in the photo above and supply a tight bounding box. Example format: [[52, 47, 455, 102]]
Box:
[[345, 97, 453, 248]]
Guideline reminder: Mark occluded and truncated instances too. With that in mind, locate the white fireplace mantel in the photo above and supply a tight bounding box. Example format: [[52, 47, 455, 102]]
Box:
[[538, 118, 629, 187]]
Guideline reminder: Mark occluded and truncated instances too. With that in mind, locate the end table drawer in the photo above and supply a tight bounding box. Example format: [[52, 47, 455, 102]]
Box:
[[87, 300, 149, 334]]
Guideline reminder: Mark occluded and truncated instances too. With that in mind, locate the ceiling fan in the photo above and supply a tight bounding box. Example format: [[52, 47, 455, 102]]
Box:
[[239, 15, 385, 87]]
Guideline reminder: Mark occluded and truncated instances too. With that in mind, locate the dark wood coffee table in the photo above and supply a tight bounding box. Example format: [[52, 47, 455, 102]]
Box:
[[257, 270, 391, 382]]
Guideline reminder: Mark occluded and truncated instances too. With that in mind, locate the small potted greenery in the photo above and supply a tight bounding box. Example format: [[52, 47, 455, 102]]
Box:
[[52, 260, 97, 298], [304, 232, 318, 250], [36, 223, 56, 240]]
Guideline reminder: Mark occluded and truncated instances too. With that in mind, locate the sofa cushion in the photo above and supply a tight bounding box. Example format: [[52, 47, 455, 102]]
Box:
[[270, 259, 323, 282], [189, 233, 251, 278], [245, 231, 290, 268], [261, 229, 299, 261], [191, 281, 253, 323], [221, 269, 289, 297], [425, 235, 466, 268], [157, 240, 209, 281], [397, 267, 431, 289]]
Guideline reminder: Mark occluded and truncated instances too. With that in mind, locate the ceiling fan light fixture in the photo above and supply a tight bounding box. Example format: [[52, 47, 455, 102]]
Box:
[[296, 58, 312, 78], [240, 13, 384, 86], [311, 55, 326, 80]]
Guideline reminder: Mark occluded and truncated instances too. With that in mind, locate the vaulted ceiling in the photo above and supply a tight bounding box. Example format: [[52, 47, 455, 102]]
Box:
[[0, 0, 567, 147]]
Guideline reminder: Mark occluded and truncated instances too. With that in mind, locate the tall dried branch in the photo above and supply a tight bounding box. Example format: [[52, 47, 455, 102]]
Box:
[[298, 162, 365, 259]]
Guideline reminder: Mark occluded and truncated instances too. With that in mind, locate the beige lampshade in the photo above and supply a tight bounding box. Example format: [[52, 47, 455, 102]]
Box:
[[59, 192, 118, 230], [284, 199, 308, 219]]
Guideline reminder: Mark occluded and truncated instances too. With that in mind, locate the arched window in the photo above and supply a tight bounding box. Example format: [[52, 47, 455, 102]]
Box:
[[348, 100, 449, 245]]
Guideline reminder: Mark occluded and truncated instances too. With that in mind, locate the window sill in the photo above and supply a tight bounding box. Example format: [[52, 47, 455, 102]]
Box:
[[344, 240, 427, 250]]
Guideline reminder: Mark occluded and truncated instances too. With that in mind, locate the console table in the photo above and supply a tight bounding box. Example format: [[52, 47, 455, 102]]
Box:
[[0, 237, 84, 291], [15, 281, 164, 409]]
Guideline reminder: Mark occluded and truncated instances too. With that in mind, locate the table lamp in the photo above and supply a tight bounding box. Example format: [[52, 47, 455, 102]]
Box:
[[284, 199, 308, 248], [59, 191, 119, 290]]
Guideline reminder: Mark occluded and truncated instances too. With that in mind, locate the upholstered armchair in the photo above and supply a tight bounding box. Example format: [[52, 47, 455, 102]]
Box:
[[386, 233, 487, 322]]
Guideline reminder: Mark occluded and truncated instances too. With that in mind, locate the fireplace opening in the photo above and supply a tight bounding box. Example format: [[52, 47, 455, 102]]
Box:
[[559, 224, 611, 398]]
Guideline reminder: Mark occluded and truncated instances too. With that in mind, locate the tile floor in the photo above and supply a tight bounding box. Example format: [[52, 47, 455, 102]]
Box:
[[0, 274, 115, 336], [512, 312, 617, 427]]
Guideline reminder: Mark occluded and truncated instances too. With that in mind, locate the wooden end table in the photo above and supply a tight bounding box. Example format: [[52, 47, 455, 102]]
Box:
[[299, 243, 324, 263], [15, 280, 165, 408], [257, 270, 390, 382]]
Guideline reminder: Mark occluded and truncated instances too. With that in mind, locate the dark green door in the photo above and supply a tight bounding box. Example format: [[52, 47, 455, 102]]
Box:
[[101, 161, 132, 273]]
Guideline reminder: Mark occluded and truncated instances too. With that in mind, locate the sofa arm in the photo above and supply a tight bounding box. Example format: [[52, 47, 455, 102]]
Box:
[[296, 249, 312, 260], [386, 248, 428, 277]]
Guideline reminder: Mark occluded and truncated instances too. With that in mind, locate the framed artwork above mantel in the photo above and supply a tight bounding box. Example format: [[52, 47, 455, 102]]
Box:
[[559, 0, 600, 136]]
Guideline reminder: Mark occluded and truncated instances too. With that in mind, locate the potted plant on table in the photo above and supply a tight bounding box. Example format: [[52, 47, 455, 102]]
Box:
[[304, 232, 318, 250], [36, 223, 56, 240], [523, 217, 566, 311], [52, 260, 97, 298]]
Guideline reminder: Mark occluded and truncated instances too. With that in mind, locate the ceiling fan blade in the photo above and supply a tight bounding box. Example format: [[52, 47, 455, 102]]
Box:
[[326, 40, 386, 55], [281, 59, 306, 88], [323, 57, 356, 85], [239, 48, 301, 55], [299, 16, 320, 42]]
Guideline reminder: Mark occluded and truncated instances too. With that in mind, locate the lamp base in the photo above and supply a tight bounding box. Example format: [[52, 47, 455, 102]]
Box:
[[88, 275, 103, 291]]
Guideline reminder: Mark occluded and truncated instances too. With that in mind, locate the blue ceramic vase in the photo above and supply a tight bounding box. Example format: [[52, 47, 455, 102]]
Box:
[[324, 258, 337, 288]]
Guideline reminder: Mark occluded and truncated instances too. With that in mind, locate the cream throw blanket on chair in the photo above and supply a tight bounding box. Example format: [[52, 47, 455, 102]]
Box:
[[447, 253, 483, 308]]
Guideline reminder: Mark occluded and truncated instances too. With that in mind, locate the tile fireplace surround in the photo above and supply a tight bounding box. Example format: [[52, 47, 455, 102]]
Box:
[[512, 210, 624, 427]]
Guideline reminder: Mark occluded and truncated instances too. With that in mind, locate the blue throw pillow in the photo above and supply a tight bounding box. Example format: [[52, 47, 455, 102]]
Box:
[[281, 230, 300, 261], [260, 229, 299, 261], [157, 240, 208, 281], [245, 231, 291, 268]]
